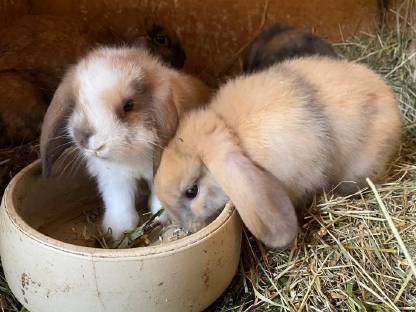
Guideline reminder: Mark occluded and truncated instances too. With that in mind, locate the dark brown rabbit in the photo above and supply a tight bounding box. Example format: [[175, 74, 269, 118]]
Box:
[[134, 21, 186, 70], [243, 24, 338, 73]]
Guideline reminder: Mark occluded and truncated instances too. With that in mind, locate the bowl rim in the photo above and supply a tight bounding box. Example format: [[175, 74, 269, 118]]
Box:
[[1, 160, 237, 260]]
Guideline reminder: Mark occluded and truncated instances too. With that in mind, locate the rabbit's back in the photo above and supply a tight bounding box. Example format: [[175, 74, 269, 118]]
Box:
[[211, 63, 334, 199], [284, 57, 401, 186], [211, 57, 401, 199]]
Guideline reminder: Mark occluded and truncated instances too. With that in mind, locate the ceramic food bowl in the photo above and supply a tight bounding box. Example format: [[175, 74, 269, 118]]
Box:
[[0, 160, 242, 312]]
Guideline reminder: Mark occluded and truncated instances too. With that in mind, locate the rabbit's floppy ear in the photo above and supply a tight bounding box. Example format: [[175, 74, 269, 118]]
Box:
[[152, 97, 179, 176], [40, 73, 75, 177], [201, 129, 298, 248], [152, 75, 211, 176]]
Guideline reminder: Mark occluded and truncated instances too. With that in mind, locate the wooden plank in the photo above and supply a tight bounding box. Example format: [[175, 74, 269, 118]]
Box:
[[19, 1, 383, 80]]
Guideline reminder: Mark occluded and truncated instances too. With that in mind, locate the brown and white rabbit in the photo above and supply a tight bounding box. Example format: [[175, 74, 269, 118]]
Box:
[[154, 56, 401, 248], [243, 24, 338, 73], [40, 46, 211, 239]]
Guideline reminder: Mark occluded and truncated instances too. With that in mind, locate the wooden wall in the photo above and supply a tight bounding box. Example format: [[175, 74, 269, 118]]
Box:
[[0, 0, 30, 28], [5, 0, 407, 82], [26, 0, 383, 81], [0, 0, 401, 145]]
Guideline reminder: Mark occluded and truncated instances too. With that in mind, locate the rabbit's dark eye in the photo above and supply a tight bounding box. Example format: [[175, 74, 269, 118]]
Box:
[[184, 184, 198, 199], [154, 33, 169, 46], [123, 99, 135, 113]]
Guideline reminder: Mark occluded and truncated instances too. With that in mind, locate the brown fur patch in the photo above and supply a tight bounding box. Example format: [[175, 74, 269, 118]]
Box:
[[0, 73, 47, 146], [243, 24, 338, 73]]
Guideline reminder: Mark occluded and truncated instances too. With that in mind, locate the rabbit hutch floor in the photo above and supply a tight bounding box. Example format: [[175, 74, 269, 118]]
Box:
[[1, 8, 416, 312]]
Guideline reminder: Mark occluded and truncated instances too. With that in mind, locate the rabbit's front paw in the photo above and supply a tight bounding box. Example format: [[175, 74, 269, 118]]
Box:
[[102, 210, 140, 240]]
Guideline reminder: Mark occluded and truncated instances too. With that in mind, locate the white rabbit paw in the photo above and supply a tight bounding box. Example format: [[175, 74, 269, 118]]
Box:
[[149, 194, 168, 224], [102, 210, 140, 240]]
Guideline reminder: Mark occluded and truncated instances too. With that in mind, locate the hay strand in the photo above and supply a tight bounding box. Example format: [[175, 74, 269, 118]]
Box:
[[366, 178, 416, 278]]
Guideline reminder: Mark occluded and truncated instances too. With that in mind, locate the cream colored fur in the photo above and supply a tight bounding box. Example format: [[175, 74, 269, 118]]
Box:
[[155, 56, 401, 248]]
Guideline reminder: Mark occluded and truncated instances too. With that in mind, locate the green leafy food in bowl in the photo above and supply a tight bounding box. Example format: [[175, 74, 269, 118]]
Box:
[[111, 209, 164, 249], [93, 209, 189, 249]]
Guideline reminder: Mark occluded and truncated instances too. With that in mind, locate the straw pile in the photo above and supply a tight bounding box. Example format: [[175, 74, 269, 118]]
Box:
[[1, 7, 416, 312]]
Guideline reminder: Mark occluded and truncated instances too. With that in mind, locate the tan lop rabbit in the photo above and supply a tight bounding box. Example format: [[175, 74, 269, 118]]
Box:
[[154, 56, 401, 248], [40, 46, 211, 239]]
